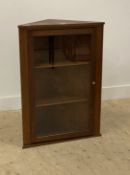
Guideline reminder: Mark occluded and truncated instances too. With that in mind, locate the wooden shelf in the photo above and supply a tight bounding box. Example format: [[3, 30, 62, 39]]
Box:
[[36, 97, 88, 108], [35, 60, 90, 69]]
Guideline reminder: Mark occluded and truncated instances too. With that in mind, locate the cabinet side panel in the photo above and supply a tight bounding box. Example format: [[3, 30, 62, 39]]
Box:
[[19, 29, 31, 146], [94, 26, 104, 135]]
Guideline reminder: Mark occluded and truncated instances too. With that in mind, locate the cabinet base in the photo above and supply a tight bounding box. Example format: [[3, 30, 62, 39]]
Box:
[[22, 133, 101, 149]]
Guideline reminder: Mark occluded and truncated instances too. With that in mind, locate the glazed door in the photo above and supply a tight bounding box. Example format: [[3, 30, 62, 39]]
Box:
[[29, 29, 96, 143]]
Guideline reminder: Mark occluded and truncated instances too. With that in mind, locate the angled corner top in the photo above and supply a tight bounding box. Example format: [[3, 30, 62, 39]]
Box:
[[18, 19, 105, 30]]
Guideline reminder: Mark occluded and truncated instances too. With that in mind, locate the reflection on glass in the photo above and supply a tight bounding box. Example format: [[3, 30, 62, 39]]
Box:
[[33, 35, 91, 66]]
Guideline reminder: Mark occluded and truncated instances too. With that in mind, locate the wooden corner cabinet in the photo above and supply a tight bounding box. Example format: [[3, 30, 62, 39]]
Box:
[[18, 19, 104, 148]]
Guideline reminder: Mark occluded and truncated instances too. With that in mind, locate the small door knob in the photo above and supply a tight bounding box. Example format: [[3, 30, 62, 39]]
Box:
[[92, 81, 96, 85]]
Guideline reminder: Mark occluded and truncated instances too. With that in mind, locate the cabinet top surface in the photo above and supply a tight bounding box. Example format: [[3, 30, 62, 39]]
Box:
[[18, 19, 104, 29]]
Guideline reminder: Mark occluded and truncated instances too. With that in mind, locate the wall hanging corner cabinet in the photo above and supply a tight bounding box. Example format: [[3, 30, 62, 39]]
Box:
[[18, 19, 105, 148]]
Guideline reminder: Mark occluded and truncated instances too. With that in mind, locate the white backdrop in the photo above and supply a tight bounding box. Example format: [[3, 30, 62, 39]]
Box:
[[0, 0, 130, 110]]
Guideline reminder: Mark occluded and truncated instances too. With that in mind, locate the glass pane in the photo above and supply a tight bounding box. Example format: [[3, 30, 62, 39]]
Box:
[[32, 34, 93, 139], [35, 64, 91, 104], [33, 36, 49, 65], [35, 101, 91, 137], [33, 35, 91, 66], [54, 35, 91, 63]]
